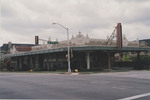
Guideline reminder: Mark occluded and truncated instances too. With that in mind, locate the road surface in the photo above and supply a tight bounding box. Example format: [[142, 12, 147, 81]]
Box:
[[0, 71, 150, 100]]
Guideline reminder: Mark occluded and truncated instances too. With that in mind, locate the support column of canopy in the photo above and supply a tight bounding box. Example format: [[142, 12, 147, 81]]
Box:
[[107, 52, 115, 71], [19, 57, 22, 70], [34, 55, 39, 69], [29, 56, 33, 70], [86, 52, 90, 70], [137, 51, 140, 62]]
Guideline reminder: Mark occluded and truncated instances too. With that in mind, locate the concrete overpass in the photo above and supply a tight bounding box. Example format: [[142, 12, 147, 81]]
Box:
[[1, 45, 150, 71], [1, 46, 150, 58]]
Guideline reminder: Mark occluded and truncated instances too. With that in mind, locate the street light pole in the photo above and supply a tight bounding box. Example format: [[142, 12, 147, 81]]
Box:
[[52, 23, 71, 73]]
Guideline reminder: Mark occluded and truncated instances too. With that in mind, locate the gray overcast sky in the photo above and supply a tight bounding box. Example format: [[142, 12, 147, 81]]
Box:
[[1, 0, 150, 46]]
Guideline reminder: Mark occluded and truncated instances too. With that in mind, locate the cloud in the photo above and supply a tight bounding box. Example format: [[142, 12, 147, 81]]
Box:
[[1, 0, 150, 46]]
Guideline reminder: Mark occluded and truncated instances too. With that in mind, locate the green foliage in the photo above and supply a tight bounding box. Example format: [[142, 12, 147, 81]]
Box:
[[133, 55, 150, 70], [133, 55, 150, 64], [122, 55, 130, 62], [80, 67, 104, 72], [33, 67, 44, 71]]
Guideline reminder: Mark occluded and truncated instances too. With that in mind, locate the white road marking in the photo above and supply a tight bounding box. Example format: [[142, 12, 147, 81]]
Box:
[[112, 87, 125, 90], [118, 92, 150, 100]]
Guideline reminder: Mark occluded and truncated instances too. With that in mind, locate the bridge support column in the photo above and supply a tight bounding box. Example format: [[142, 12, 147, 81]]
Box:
[[107, 52, 115, 71], [19, 57, 22, 70], [108, 53, 111, 70], [137, 52, 140, 62], [13, 58, 18, 70], [86, 52, 90, 69], [29, 57, 33, 69], [34, 55, 39, 69]]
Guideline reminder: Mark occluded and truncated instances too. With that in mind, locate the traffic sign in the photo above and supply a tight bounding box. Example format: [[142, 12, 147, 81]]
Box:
[[47, 41, 58, 44], [35, 36, 39, 45]]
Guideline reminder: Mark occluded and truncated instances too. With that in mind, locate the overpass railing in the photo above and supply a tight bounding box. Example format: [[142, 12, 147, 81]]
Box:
[[1, 46, 150, 59]]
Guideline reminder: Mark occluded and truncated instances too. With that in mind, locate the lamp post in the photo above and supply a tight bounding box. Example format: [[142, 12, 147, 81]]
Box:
[[52, 23, 71, 73]]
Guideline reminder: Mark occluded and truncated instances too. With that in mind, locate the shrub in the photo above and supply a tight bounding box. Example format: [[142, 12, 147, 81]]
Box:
[[133, 55, 150, 70]]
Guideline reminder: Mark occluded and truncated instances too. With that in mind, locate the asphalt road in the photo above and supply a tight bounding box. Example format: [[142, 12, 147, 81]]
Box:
[[0, 71, 150, 100]]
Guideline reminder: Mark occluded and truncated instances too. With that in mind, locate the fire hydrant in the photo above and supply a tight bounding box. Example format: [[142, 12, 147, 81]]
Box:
[[75, 69, 78, 73], [29, 69, 32, 72]]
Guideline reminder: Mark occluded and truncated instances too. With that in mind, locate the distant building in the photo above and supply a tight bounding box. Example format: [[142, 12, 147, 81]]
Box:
[[1, 32, 142, 54], [139, 39, 150, 47], [0, 42, 35, 54], [1, 33, 149, 54], [60, 32, 139, 47], [31, 31, 140, 51]]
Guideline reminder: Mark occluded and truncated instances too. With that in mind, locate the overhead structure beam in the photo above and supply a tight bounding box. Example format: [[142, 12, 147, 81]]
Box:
[[117, 23, 122, 50], [106, 23, 123, 50], [106, 27, 117, 45]]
